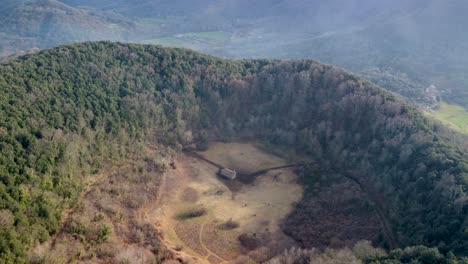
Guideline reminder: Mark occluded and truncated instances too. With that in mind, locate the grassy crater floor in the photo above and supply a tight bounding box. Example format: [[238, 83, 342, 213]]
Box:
[[153, 142, 303, 263], [430, 102, 468, 134]]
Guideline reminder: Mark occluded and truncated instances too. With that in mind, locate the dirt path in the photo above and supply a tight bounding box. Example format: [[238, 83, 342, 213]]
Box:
[[184, 150, 224, 169], [49, 165, 123, 249], [186, 148, 304, 184], [138, 164, 167, 222], [248, 163, 304, 175], [342, 172, 399, 248], [199, 223, 228, 263], [238, 163, 304, 184]]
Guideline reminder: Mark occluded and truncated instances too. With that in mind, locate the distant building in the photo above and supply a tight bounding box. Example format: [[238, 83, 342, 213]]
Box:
[[219, 168, 237, 180]]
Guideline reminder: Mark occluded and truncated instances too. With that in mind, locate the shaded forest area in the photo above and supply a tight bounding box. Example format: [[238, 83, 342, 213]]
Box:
[[0, 42, 466, 263]]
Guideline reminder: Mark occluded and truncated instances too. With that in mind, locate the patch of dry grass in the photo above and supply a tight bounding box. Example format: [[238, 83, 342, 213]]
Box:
[[174, 221, 207, 256], [181, 187, 199, 203]]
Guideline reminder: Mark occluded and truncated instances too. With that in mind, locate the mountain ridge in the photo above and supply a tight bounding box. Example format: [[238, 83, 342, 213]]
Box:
[[0, 42, 466, 262], [1, 0, 467, 110]]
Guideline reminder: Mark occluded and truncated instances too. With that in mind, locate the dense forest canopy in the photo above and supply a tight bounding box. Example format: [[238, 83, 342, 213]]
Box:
[[1, 0, 468, 110], [0, 42, 466, 263]]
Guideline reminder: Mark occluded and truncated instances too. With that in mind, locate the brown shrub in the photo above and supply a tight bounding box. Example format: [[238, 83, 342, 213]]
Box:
[[218, 219, 239, 230], [127, 222, 163, 254], [238, 233, 261, 250], [0, 209, 14, 229], [176, 207, 207, 220]]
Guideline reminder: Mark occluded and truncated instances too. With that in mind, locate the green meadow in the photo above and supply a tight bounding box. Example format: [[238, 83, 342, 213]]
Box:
[[431, 102, 468, 133]]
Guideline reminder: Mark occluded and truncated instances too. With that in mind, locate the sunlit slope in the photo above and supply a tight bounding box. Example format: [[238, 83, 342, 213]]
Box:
[[430, 102, 468, 134]]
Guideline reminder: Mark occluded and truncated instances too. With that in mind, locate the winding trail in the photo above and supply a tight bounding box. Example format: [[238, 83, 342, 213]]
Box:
[[342, 172, 399, 248], [49, 165, 124, 249], [238, 163, 304, 182], [139, 162, 167, 222], [184, 151, 224, 169], [185, 149, 303, 181], [199, 223, 228, 263]]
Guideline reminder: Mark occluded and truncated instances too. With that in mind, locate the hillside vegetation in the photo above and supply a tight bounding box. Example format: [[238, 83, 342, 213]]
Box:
[[0, 0, 135, 56], [0, 42, 466, 263], [62, 0, 468, 110], [2, 1, 468, 110]]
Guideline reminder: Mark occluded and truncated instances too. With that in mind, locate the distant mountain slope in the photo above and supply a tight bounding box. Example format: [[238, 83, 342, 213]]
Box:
[[1, 0, 467, 110], [60, 0, 426, 33], [290, 0, 468, 105], [0, 0, 134, 56], [205, 0, 468, 108]]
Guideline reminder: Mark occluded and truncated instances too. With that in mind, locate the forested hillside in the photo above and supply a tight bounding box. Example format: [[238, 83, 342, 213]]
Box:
[[0, 42, 466, 263], [2, 1, 468, 112], [217, 61, 468, 253], [0, 0, 135, 56], [60, 0, 468, 109]]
